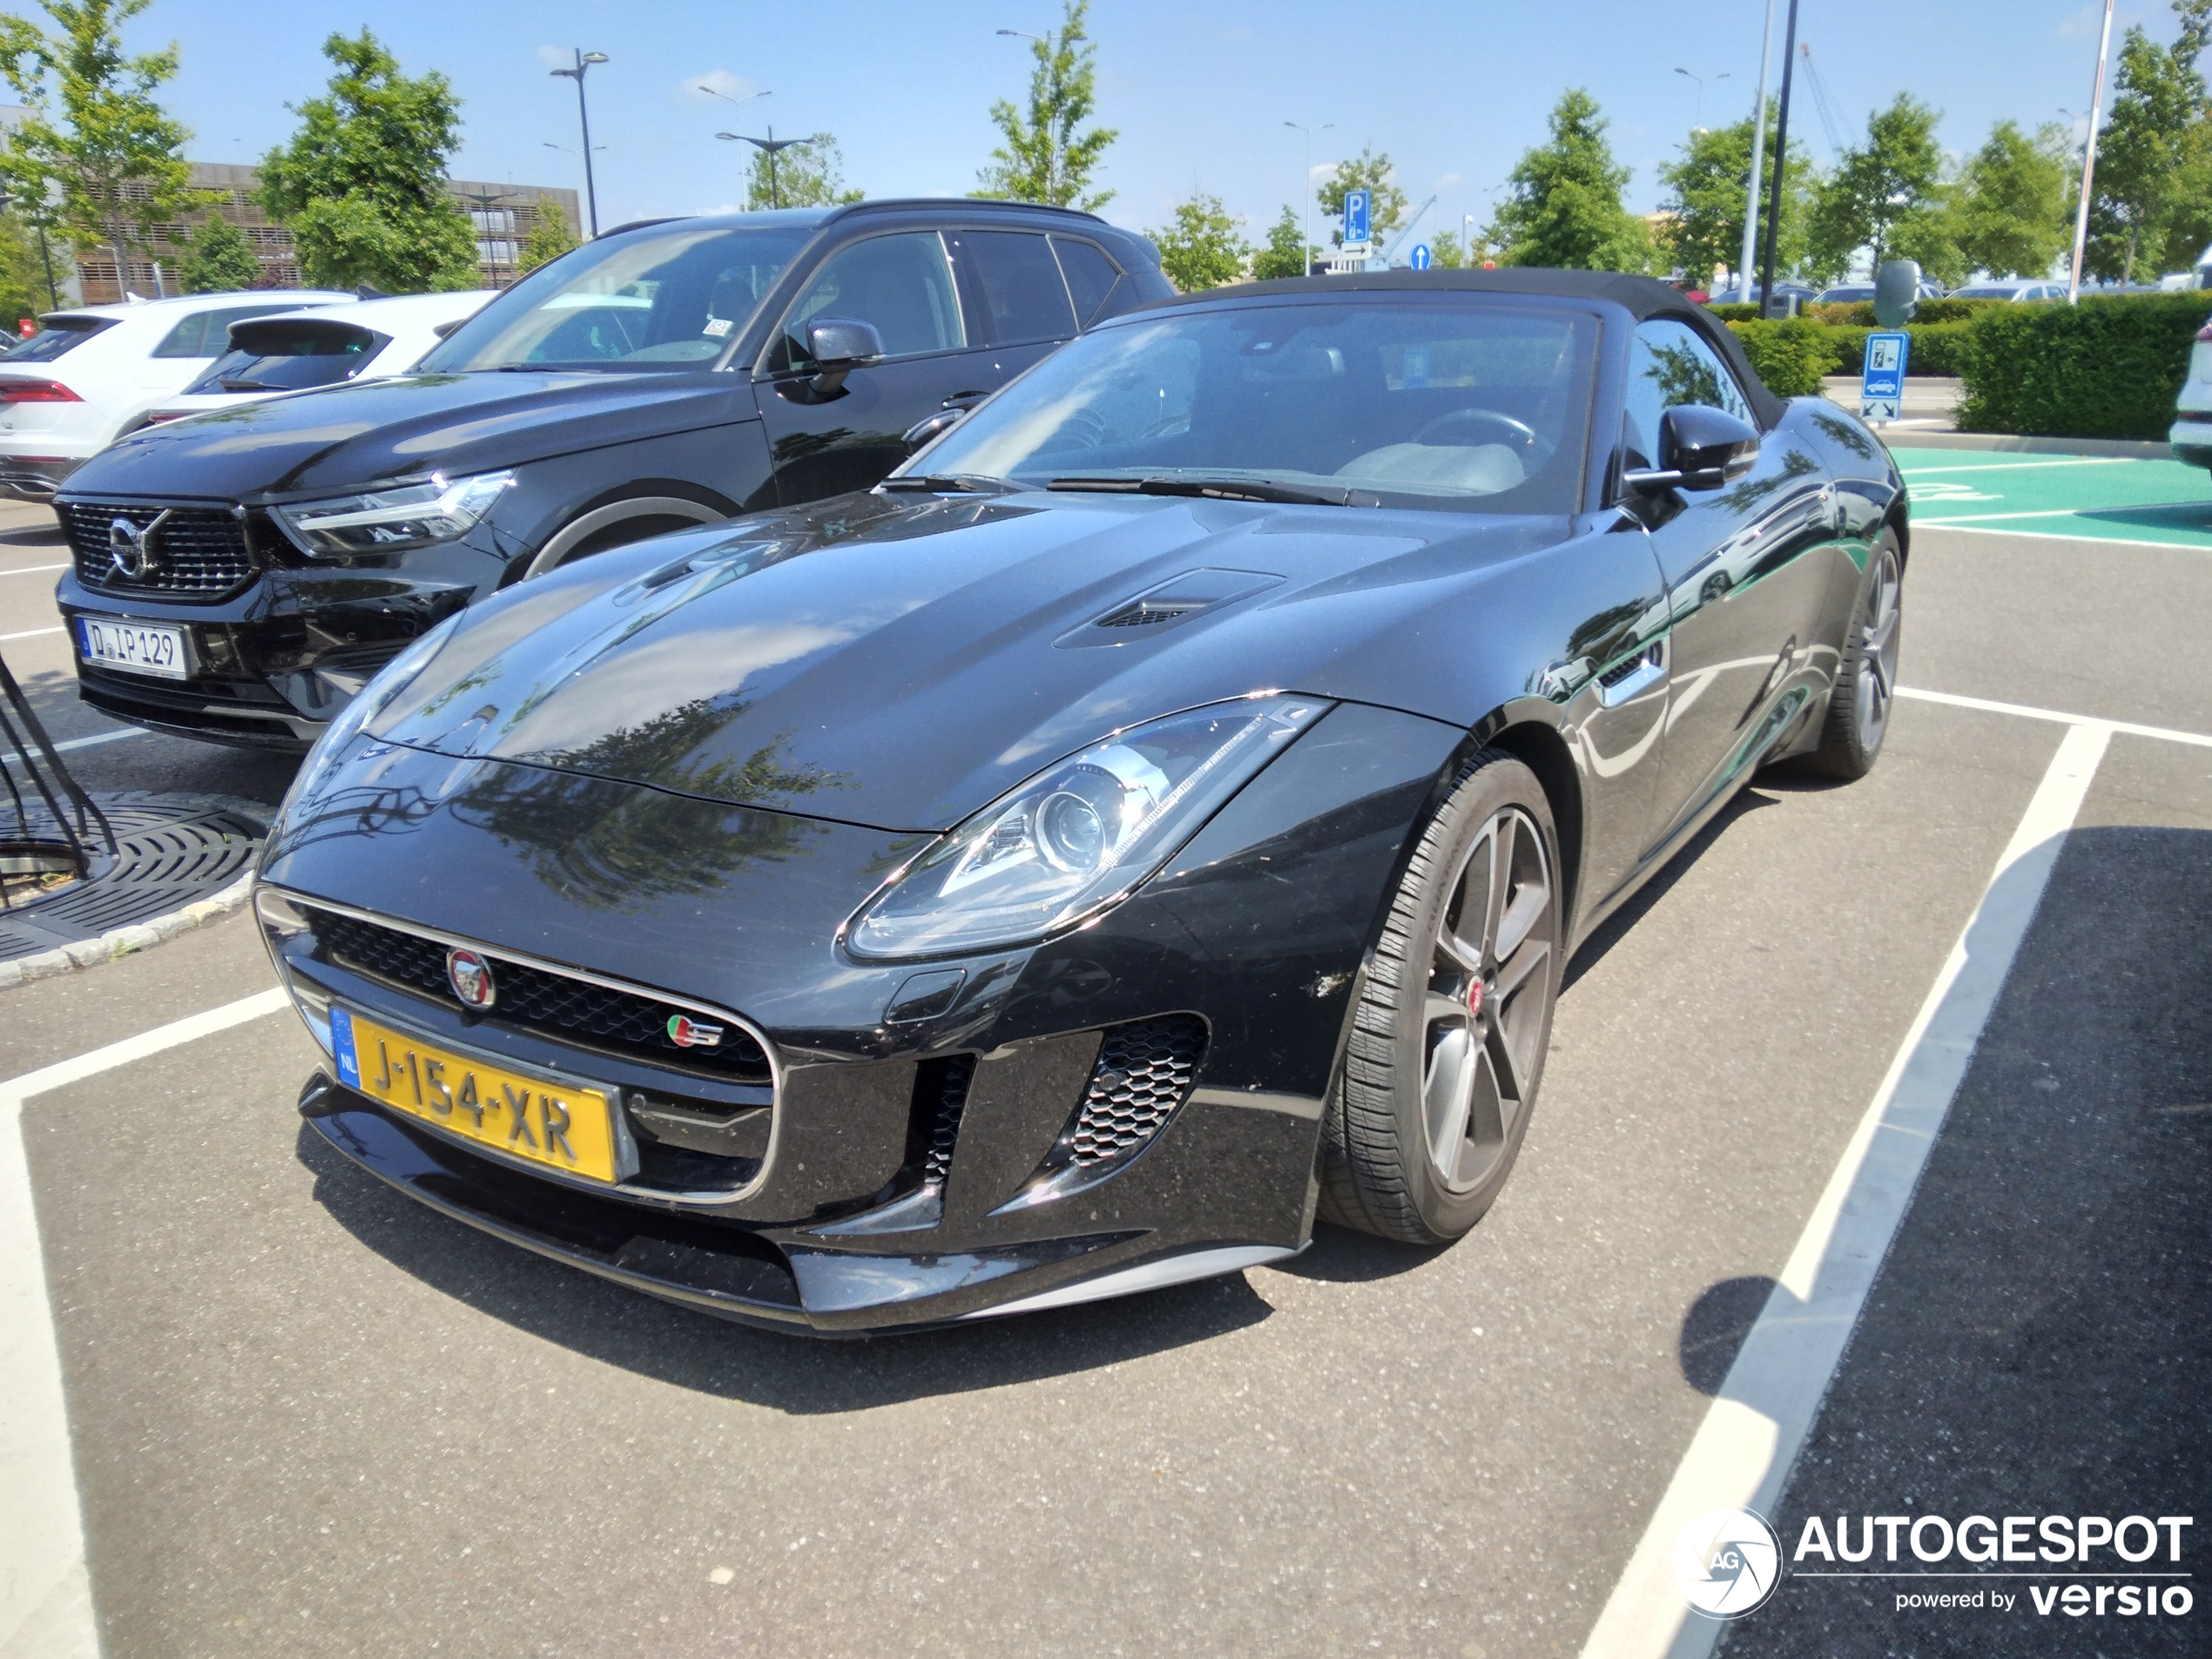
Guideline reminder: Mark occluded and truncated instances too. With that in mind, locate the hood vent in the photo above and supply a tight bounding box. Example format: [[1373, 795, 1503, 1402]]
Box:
[[1061, 567, 1282, 648]]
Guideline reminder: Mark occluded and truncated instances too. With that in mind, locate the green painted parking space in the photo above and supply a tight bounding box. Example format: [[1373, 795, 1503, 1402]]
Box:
[[1890, 446, 2212, 549]]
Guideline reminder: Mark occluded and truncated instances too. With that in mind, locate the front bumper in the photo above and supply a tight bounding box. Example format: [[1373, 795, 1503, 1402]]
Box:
[[260, 703, 1467, 1332], [2170, 412, 2212, 469]]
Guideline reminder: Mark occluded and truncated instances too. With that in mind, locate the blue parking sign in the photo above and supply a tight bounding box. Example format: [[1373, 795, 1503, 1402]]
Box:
[[1344, 188, 1372, 246], [1410, 243, 1432, 271], [1860, 330, 1910, 422]]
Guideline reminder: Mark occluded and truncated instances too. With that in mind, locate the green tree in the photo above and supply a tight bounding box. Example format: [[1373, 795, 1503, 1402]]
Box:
[[745, 134, 862, 211], [0, 0, 197, 291], [0, 210, 44, 327], [1486, 90, 1652, 272], [1950, 119, 2069, 280], [1656, 103, 1812, 285], [1808, 93, 1950, 283], [1316, 146, 1407, 243], [258, 29, 479, 293], [1150, 192, 1247, 291], [1426, 228, 1466, 268], [2088, 2, 2212, 281], [974, 0, 1115, 210], [516, 205, 577, 276], [1250, 204, 1312, 280], [175, 209, 258, 291]]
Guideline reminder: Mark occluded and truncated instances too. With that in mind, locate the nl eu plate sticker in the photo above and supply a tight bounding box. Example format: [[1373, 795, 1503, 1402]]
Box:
[[330, 1005, 361, 1089]]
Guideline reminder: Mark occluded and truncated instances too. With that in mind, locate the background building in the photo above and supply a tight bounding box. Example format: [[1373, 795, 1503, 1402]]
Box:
[[69, 163, 578, 302]]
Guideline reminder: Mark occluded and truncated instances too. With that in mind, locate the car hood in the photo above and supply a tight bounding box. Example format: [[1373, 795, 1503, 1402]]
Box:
[[362, 490, 1577, 833], [57, 369, 760, 501]]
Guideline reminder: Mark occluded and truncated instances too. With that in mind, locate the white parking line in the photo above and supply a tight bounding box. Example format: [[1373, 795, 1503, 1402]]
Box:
[[0, 563, 66, 577], [0, 626, 61, 643], [1898, 685, 2212, 748], [1913, 521, 2209, 554], [50, 730, 141, 754], [0, 988, 288, 1659], [1578, 720, 2110, 1659], [1893, 457, 2135, 475]]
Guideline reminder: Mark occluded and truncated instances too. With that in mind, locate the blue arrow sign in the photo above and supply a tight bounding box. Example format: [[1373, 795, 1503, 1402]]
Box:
[[1410, 243, 1433, 271], [1343, 188, 1372, 246]]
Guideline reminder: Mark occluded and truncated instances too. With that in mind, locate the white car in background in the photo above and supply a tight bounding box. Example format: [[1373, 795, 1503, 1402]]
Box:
[[2170, 316, 2212, 473], [1951, 281, 2067, 301], [0, 289, 355, 500], [144, 290, 497, 427]]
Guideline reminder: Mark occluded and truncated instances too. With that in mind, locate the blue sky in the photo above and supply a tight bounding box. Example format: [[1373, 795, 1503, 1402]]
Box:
[[119, 1, 2160, 247]]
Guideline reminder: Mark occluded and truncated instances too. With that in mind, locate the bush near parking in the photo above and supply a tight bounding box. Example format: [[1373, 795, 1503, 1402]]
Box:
[[1954, 293, 2212, 440], [1724, 316, 1977, 394]]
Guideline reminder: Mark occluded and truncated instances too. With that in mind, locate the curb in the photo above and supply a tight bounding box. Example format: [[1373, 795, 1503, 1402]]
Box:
[[0, 867, 256, 990], [1879, 431, 2174, 460]]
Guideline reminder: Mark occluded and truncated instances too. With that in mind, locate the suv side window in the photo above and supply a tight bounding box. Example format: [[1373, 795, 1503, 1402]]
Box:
[[779, 232, 965, 368], [965, 230, 1079, 345], [1622, 319, 1754, 469], [152, 304, 315, 359], [1050, 236, 1121, 327]]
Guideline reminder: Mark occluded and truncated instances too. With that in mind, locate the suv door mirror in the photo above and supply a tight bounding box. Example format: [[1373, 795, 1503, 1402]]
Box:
[[1622, 405, 1761, 494], [803, 317, 886, 395]]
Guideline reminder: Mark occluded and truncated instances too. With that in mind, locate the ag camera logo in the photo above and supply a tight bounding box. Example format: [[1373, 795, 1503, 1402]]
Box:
[[1673, 1507, 1783, 1617]]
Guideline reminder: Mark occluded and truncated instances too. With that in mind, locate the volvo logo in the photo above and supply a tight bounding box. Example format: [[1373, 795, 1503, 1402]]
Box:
[[106, 509, 171, 580], [445, 948, 496, 1010]]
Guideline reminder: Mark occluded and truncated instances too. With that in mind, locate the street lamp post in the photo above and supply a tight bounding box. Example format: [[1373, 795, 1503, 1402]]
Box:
[[1673, 66, 1730, 132], [1738, 0, 1777, 303], [1285, 120, 1332, 274], [718, 128, 808, 210], [549, 49, 609, 238], [2067, 0, 2117, 304], [1757, 0, 1803, 317]]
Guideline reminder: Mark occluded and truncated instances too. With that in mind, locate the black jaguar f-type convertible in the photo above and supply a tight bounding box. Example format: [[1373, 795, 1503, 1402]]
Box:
[[255, 269, 1906, 1333]]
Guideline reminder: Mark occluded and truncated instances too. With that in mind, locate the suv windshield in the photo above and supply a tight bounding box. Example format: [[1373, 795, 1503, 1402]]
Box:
[[5, 315, 117, 362], [183, 320, 387, 394], [420, 221, 815, 372], [914, 300, 1598, 514]]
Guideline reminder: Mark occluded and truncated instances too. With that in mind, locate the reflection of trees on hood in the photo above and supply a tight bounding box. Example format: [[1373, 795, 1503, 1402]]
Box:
[[449, 697, 846, 909], [1806, 409, 1875, 460], [1716, 447, 1819, 516]]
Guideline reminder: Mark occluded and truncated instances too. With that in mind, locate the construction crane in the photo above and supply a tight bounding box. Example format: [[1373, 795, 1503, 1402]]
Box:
[[1797, 42, 1853, 164]]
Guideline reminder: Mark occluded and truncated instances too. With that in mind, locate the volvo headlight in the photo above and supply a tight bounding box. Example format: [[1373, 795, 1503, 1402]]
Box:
[[272, 469, 514, 559], [846, 696, 1327, 960]]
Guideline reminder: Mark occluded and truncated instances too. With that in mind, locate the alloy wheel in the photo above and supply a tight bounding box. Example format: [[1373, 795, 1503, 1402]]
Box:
[[1854, 546, 1903, 751]]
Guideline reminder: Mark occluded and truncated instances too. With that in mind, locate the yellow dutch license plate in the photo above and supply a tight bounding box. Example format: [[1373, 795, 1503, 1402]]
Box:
[[331, 1006, 619, 1183]]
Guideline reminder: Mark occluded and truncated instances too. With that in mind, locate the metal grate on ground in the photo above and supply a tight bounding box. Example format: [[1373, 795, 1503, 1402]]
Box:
[[0, 792, 264, 961]]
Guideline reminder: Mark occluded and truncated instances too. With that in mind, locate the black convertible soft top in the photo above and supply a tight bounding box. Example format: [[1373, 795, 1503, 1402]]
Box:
[[1163, 266, 1791, 430]]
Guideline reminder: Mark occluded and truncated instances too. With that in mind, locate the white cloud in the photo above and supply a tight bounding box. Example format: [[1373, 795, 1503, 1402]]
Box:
[[1433, 172, 1464, 192], [535, 45, 571, 71]]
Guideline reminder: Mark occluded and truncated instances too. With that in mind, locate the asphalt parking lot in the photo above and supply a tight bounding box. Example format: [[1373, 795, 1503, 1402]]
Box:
[[3, 457, 2209, 1658]]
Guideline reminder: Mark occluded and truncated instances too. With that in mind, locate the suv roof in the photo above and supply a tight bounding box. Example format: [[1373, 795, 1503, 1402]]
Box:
[[597, 199, 1158, 262], [39, 290, 355, 326]]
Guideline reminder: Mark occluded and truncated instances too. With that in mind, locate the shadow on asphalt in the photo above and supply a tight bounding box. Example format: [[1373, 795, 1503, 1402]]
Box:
[[1705, 824, 2212, 1656], [295, 1122, 1276, 1406], [1275, 1222, 1444, 1282], [0, 517, 61, 547]]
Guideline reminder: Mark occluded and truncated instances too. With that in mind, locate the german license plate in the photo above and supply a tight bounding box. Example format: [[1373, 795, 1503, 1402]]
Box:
[[330, 1006, 619, 1183], [77, 617, 187, 679]]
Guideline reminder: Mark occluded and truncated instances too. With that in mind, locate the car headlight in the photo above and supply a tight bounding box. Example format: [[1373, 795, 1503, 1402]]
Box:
[[272, 611, 463, 832], [272, 469, 514, 559], [846, 696, 1327, 960]]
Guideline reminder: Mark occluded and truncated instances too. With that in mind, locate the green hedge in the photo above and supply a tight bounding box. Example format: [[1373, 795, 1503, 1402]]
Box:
[[1725, 318, 1977, 395], [1954, 292, 2211, 439]]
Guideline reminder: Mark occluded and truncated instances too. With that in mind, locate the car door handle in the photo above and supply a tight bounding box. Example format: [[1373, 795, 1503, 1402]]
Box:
[[903, 407, 970, 447], [1595, 637, 1669, 708], [941, 390, 989, 409]]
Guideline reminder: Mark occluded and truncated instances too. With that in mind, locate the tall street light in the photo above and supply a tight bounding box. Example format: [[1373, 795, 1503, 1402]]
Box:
[[718, 129, 809, 210], [1285, 121, 1332, 274], [549, 49, 609, 237], [1757, 0, 1803, 316], [1673, 66, 1730, 132], [1738, 0, 1777, 301], [2068, 0, 2117, 303]]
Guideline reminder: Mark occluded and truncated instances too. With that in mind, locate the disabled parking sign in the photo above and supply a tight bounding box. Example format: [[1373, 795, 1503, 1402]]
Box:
[[1861, 330, 1910, 422]]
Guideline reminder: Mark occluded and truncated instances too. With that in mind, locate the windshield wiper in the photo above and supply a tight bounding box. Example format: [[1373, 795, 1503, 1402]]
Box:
[[1048, 475, 1376, 507], [217, 378, 274, 392], [878, 473, 1032, 496]]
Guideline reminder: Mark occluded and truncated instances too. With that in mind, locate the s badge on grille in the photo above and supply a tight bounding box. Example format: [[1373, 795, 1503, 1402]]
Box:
[[666, 1013, 724, 1049], [446, 948, 496, 1009]]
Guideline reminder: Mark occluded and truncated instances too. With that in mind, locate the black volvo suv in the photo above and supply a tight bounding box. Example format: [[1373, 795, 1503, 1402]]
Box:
[[52, 199, 1169, 748]]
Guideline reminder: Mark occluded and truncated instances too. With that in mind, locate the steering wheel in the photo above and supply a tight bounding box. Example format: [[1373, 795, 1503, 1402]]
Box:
[[1413, 408, 1553, 464]]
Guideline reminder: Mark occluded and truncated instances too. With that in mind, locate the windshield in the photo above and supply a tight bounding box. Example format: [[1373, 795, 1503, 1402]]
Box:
[[419, 221, 814, 372], [914, 300, 1597, 514], [183, 323, 386, 395], [4, 316, 116, 362]]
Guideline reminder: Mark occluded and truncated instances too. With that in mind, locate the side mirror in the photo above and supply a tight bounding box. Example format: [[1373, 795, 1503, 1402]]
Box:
[[1873, 260, 1920, 327], [1622, 405, 1761, 495], [803, 316, 885, 395]]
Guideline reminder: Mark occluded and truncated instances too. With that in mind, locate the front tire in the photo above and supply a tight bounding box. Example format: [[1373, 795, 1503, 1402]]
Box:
[[1318, 750, 1562, 1245], [1801, 529, 1903, 779]]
